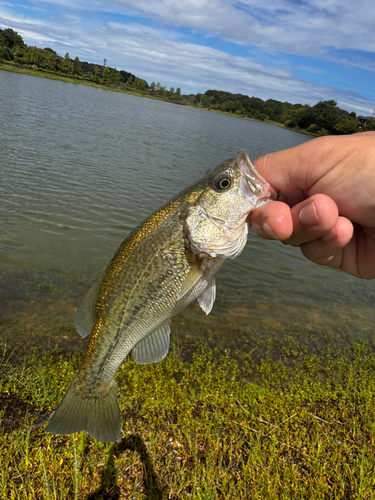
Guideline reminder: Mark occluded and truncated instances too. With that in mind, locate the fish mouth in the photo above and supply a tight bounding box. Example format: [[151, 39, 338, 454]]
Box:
[[236, 150, 277, 203]]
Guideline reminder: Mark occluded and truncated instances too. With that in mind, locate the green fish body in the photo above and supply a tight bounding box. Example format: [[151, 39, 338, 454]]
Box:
[[46, 151, 275, 442]]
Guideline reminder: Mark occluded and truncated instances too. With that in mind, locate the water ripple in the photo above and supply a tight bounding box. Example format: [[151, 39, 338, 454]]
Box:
[[1, 70, 375, 340]]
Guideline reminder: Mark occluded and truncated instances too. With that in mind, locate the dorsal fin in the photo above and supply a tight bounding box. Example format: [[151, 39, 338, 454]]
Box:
[[197, 278, 216, 315], [132, 320, 171, 365], [74, 273, 103, 338]]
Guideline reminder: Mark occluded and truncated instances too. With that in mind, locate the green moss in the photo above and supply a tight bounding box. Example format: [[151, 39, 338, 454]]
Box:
[[1, 335, 375, 498]]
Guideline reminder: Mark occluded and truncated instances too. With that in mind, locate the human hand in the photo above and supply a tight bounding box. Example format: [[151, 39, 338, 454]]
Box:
[[250, 132, 375, 279]]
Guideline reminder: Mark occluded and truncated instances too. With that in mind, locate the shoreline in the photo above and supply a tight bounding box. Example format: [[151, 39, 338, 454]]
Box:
[[0, 62, 317, 137], [1, 337, 375, 497]]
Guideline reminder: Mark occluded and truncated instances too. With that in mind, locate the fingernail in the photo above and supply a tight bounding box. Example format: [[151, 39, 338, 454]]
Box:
[[299, 201, 320, 226], [260, 218, 277, 238]]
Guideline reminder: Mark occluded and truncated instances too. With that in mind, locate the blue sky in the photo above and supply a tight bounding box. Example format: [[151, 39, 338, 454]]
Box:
[[1, 0, 375, 115]]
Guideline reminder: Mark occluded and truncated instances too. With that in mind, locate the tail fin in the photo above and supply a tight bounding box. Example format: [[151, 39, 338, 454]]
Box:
[[45, 377, 121, 443]]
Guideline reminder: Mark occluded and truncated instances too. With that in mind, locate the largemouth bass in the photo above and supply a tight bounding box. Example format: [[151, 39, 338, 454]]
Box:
[[46, 150, 275, 443]]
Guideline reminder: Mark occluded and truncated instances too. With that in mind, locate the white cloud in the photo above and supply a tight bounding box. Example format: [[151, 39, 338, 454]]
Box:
[[49, 0, 375, 58], [12, 0, 375, 58], [1, 1, 374, 114]]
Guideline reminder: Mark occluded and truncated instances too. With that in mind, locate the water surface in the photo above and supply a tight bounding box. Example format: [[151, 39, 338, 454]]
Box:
[[1, 70, 374, 354]]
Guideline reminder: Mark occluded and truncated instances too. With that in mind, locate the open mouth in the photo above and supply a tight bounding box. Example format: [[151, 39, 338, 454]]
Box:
[[236, 151, 277, 202]]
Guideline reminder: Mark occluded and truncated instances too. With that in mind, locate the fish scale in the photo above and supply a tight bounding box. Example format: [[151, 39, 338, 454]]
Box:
[[46, 150, 275, 442]]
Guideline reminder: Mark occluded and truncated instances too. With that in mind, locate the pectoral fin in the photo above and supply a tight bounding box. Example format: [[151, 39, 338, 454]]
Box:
[[177, 265, 203, 300], [74, 273, 103, 338], [132, 320, 171, 365], [197, 278, 216, 315]]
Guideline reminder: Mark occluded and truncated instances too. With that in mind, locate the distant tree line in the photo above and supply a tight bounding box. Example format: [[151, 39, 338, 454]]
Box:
[[192, 90, 375, 135], [1, 27, 374, 135], [0, 27, 142, 89]]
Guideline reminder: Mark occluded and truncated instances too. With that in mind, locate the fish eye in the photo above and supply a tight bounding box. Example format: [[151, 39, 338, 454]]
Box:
[[213, 175, 232, 191]]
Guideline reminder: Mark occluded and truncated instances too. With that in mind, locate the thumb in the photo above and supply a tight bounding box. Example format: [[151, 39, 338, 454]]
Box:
[[252, 136, 341, 193]]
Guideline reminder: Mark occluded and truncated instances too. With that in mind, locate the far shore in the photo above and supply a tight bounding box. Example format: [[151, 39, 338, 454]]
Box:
[[0, 61, 317, 137]]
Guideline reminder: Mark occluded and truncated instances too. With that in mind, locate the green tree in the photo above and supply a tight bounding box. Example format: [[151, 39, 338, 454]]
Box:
[[133, 77, 148, 91], [73, 56, 82, 75], [29, 46, 40, 65], [363, 119, 375, 131], [289, 105, 313, 129], [1, 28, 25, 50], [175, 87, 182, 100], [307, 123, 320, 133], [201, 94, 211, 107], [0, 33, 5, 62], [110, 68, 120, 85], [94, 66, 101, 83], [38, 49, 48, 69], [335, 117, 358, 134], [13, 44, 25, 64], [0, 37, 12, 61], [188, 95, 197, 105], [61, 52, 71, 73], [149, 82, 156, 93], [102, 66, 111, 84], [126, 75, 134, 87], [311, 100, 340, 132], [46, 51, 59, 71]]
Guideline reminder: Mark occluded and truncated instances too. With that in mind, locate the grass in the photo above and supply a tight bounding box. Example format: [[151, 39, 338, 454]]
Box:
[[1, 327, 375, 499], [0, 61, 149, 99]]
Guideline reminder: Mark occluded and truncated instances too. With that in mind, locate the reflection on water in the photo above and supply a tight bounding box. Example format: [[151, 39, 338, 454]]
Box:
[[1, 70, 374, 354]]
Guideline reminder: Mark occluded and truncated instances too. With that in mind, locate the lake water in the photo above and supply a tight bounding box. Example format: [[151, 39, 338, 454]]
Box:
[[1, 70, 374, 355]]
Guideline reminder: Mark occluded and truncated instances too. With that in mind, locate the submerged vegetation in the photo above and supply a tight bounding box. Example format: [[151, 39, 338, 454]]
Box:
[[1, 327, 375, 498], [1, 27, 375, 136]]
